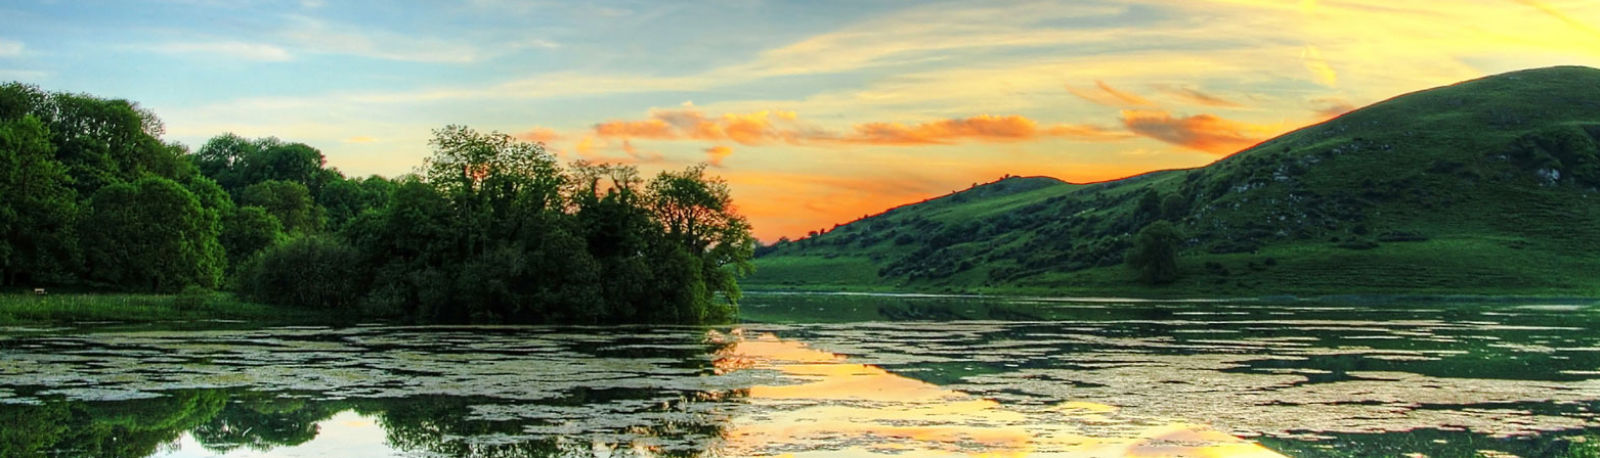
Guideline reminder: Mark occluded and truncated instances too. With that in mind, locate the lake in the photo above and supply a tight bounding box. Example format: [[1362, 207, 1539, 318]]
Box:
[[1, 293, 1597, 457]]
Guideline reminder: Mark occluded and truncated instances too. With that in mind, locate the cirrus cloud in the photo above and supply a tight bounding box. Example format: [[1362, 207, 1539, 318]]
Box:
[[1120, 110, 1267, 155]]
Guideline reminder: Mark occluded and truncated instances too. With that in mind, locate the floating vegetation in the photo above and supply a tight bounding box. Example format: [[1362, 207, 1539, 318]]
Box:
[[0, 299, 1597, 456]]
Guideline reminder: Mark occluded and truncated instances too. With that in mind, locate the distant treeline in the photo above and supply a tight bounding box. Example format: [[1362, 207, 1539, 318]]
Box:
[[0, 83, 753, 324]]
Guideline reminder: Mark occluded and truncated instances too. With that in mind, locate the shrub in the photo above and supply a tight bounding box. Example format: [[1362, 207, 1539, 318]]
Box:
[[1127, 221, 1182, 285], [236, 235, 364, 309]]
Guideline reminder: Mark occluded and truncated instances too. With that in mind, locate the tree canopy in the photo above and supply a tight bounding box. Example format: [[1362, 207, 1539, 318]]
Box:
[[0, 83, 754, 324]]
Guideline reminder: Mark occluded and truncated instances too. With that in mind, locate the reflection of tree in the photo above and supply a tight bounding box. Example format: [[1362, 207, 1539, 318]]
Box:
[[0, 390, 226, 457], [0, 331, 746, 457], [366, 335, 745, 457], [364, 389, 742, 458], [192, 393, 348, 453]]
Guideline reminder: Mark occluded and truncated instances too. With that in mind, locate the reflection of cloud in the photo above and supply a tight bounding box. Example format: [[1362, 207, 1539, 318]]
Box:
[[1122, 110, 1266, 155], [710, 331, 1285, 457]]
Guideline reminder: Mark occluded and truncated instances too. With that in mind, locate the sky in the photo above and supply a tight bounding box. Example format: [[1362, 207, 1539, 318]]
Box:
[[2, 0, 1599, 242]]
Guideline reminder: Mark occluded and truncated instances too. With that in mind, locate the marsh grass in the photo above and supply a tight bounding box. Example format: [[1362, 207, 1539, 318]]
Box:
[[0, 291, 327, 324]]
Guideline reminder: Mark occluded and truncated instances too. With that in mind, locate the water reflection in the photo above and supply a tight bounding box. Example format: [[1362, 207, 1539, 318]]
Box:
[[713, 330, 1283, 457], [2, 297, 1599, 456]]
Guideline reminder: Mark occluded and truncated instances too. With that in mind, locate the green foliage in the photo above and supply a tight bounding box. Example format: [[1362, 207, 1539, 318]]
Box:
[[0, 83, 755, 323], [237, 235, 363, 310], [239, 180, 321, 234], [316, 174, 393, 230], [0, 114, 78, 286], [751, 66, 1600, 296], [81, 176, 224, 292], [1127, 221, 1182, 285], [192, 134, 328, 194], [220, 206, 284, 274]]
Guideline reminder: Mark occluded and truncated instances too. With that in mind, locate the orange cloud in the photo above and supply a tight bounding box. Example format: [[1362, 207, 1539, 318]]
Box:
[[706, 145, 733, 167], [845, 115, 1038, 145], [1043, 124, 1137, 141], [1096, 80, 1155, 106], [620, 140, 665, 163], [594, 118, 676, 139], [516, 127, 563, 143], [596, 108, 811, 145], [1067, 80, 1156, 107], [594, 109, 1127, 147], [1159, 86, 1244, 108], [1120, 110, 1265, 155]]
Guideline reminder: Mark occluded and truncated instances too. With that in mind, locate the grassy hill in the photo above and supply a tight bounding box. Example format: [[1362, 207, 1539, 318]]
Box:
[[748, 66, 1600, 297]]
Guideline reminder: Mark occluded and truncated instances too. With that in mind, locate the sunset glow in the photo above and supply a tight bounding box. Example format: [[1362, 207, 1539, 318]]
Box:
[[6, 0, 1598, 241]]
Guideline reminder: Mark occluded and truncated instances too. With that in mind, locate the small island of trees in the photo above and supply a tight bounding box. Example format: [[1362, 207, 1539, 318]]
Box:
[[0, 82, 753, 324]]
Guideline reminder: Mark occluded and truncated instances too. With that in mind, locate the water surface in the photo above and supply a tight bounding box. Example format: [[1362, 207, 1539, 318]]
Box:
[[1, 294, 1597, 456]]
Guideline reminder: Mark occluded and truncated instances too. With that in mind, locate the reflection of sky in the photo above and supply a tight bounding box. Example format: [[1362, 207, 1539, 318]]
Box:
[[6, 303, 1599, 456], [4, 1, 1600, 241], [713, 331, 1286, 457], [154, 411, 399, 458]]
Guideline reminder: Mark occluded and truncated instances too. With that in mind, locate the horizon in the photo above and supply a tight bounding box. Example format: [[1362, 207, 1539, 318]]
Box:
[[4, 0, 1599, 241]]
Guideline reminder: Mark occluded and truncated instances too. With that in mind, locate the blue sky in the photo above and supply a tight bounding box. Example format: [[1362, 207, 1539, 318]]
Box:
[[3, 0, 1599, 240]]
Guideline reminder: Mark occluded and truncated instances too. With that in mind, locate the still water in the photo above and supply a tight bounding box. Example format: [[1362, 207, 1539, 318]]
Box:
[[1, 293, 1597, 457]]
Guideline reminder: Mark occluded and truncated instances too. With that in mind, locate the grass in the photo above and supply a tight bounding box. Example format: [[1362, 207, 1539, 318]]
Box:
[[0, 291, 334, 325], [748, 66, 1600, 298]]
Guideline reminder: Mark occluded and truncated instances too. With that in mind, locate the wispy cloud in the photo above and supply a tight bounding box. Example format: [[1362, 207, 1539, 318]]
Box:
[[1309, 97, 1355, 120], [1068, 80, 1157, 107], [593, 109, 1131, 147], [1514, 0, 1600, 39], [1121, 110, 1267, 155], [151, 41, 293, 61], [0, 39, 22, 57], [1157, 85, 1244, 108], [1300, 45, 1337, 87], [515, 127, 564, 144], [844, 115, 1128, 145]]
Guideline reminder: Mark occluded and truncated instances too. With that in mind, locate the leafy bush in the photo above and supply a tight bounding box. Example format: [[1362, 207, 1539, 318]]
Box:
[[1127, 221, 1182, 285], [236, 236, 363, 310]]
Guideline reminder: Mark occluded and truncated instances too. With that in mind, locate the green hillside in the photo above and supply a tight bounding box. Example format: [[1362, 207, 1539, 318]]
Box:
[[748, 66, 1600, 297]]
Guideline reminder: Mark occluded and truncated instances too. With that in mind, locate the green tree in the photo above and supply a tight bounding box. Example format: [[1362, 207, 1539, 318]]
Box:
[[239, 180, 321, 234], [646, 164, 755, 318], [316, 173, 393, 230], [1126, 220, 1182, 285], [191, 134, 329, 194], [80, 176, 224, 291], [237, 235, 363, 310], [220, 206, 284, 274], [0, 115, 78, 285]]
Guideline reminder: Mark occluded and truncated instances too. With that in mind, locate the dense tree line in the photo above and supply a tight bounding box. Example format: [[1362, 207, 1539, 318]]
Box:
[[0, 83, 752, 324]]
